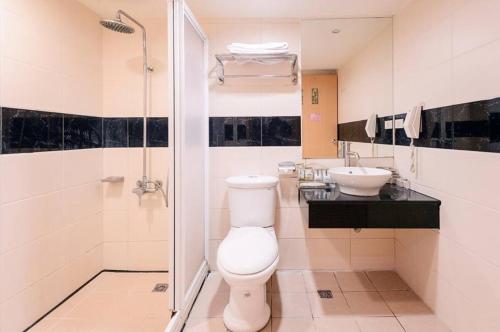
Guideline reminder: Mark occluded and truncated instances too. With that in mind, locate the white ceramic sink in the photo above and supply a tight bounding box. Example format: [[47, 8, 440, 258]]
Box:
[[329, 167, 392, 196]]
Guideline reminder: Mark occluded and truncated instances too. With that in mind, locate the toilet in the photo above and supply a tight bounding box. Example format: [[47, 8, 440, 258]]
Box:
[[217, 175, 280, 332]]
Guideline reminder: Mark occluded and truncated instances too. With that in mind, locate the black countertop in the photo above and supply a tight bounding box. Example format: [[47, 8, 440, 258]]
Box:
[[300, 184, 441, 229], [300, 183, 440, 204]]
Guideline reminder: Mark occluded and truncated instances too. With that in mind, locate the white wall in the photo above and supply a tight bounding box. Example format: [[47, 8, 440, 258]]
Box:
[[393, 0, 500, 331], [204, 19, 396, 272], [337, 22, 394, 158], [101, 17, 169, 271], [0, 0, 103, 330], [338, 23, 394, 123]]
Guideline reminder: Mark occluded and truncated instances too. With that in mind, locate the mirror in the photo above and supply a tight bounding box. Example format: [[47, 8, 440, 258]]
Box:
[[300, 18, 394, 159]]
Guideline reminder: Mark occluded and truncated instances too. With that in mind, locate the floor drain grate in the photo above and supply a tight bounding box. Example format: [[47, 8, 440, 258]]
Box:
[[317, 290, 333, 298], [152, 283, 169, 292]]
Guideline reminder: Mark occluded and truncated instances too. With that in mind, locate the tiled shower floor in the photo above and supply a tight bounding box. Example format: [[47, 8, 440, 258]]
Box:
[[30, 272, 171, 332], [185, 270, 451, 332]]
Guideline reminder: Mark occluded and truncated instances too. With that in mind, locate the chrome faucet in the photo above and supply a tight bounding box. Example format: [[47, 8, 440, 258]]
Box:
[[346, 151, 360, 166], [132, 176, 168, 206], [341, 142, 360, 166]]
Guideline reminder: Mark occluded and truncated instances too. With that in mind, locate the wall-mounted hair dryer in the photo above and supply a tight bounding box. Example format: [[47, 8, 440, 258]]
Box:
[[365, 113, 377, 156], [365, 113, 378, 141], [404, 104, 423, 173], [403, 106, 422, 140]]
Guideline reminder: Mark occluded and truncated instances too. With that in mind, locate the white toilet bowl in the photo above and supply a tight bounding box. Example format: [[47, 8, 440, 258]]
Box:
[[217, 227, 279, 332]]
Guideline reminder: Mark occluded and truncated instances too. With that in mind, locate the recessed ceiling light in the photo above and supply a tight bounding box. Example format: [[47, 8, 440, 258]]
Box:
[[331, 29, 341, 34]]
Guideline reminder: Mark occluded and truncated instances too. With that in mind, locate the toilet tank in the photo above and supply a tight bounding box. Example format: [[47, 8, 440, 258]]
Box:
[[225, 175, 279, 227]]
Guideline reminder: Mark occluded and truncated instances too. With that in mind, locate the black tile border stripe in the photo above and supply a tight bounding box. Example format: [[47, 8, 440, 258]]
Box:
[[0, 107, 169, 154], [339, 96, 500, 154], [338, 114, 394, 145], [209, 116, 301, 147]]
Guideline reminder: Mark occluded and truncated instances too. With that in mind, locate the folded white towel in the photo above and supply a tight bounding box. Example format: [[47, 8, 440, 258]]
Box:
[[229, 42, 288, 50], [227, 47, 289, 55], [227, 42, 289, 55]]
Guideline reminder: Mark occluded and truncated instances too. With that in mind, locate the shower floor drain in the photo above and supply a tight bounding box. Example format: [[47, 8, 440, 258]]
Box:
[[317, 290, 333, 298], [152, 283, 169, 292]]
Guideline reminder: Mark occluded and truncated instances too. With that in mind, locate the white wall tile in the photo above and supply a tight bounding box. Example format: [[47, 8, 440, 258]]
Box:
[[0, 1, 105, 330], [209, 147, 262, 179], [393, 1, 500, 331], [62, 183, 102, 224], [128, 241, 169, 271], [277, 239, 350, 270], [452, 38, 500, 104], [1, 152, 63, 204], [62, 149, 103, 187], [351, 239, 394, 270], [209, 208, 230, 240], [103, 242, 128, 270], [128, 208, 169, 242], [102, 210, 129, 242], [0, 192, 63, 254], [350, 229, 394, 239], [452, 0, 500, 56]]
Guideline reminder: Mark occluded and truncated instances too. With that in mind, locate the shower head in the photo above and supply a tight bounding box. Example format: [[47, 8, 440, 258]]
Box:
[[100, 18, 135, 34]]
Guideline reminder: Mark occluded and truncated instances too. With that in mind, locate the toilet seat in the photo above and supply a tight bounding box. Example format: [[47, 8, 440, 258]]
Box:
[[218, 227, 278, 275]]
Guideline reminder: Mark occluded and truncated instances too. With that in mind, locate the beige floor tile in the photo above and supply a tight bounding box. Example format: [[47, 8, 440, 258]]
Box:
[[335, 272, 376, 292], [343, 292, 393, 316], [356, 316, 405, 332], [30, 272, 171, 331], [314, 317, 360, 332], [128, 272, 169, 293], [90, 320, 148, 332], [271, 292, 312, 318], [26, 318, 59, 331], [46, 286, 92, 319], [380, 291, 432, 316], [271, 318, 315, 332], [271, 271, 307, 293], [123, 292, 170, 320], [49, 318, 97, 332], [139, 316, 172, 332], [397, 315, 451, 332], [302, 271, 341, 293], [89, 272, 133, 293], [63, 292, 130, 322], [184, 317, 228, 332], [90, 317, 169, 332], [307, 292, 351, 318], [366, 271, 408, 291], [189, 287, 229, 318]]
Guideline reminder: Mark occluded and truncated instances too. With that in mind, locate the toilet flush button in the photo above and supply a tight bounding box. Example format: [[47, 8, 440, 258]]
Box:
[[244, 292, 251, 297]]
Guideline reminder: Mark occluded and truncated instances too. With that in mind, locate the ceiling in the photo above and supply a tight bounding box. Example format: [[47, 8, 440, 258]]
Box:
[[77, 0, 410, 20], [186, 0, 410, 19], [301, 18, 392, 70], [76, 0, 167, 19]]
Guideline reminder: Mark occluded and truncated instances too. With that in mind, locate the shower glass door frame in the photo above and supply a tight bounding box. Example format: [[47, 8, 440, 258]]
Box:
[[167, 0, 209, 328]]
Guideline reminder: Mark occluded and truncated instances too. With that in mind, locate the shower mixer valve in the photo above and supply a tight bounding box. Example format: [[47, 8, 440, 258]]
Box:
[[132, 177, 168, 206]]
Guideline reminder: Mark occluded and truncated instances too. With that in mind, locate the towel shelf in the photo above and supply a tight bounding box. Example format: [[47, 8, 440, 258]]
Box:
[[215, 53, 298, 85]]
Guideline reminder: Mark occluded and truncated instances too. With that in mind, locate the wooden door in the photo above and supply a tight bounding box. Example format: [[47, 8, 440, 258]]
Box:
[[302, 73, 338, 158]]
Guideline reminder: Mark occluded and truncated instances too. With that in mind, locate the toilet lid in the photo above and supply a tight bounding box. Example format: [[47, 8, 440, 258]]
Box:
[[218, 227, 278, 275]]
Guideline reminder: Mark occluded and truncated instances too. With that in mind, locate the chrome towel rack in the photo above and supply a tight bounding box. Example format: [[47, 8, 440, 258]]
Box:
[[215, 53, 298, 85]]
